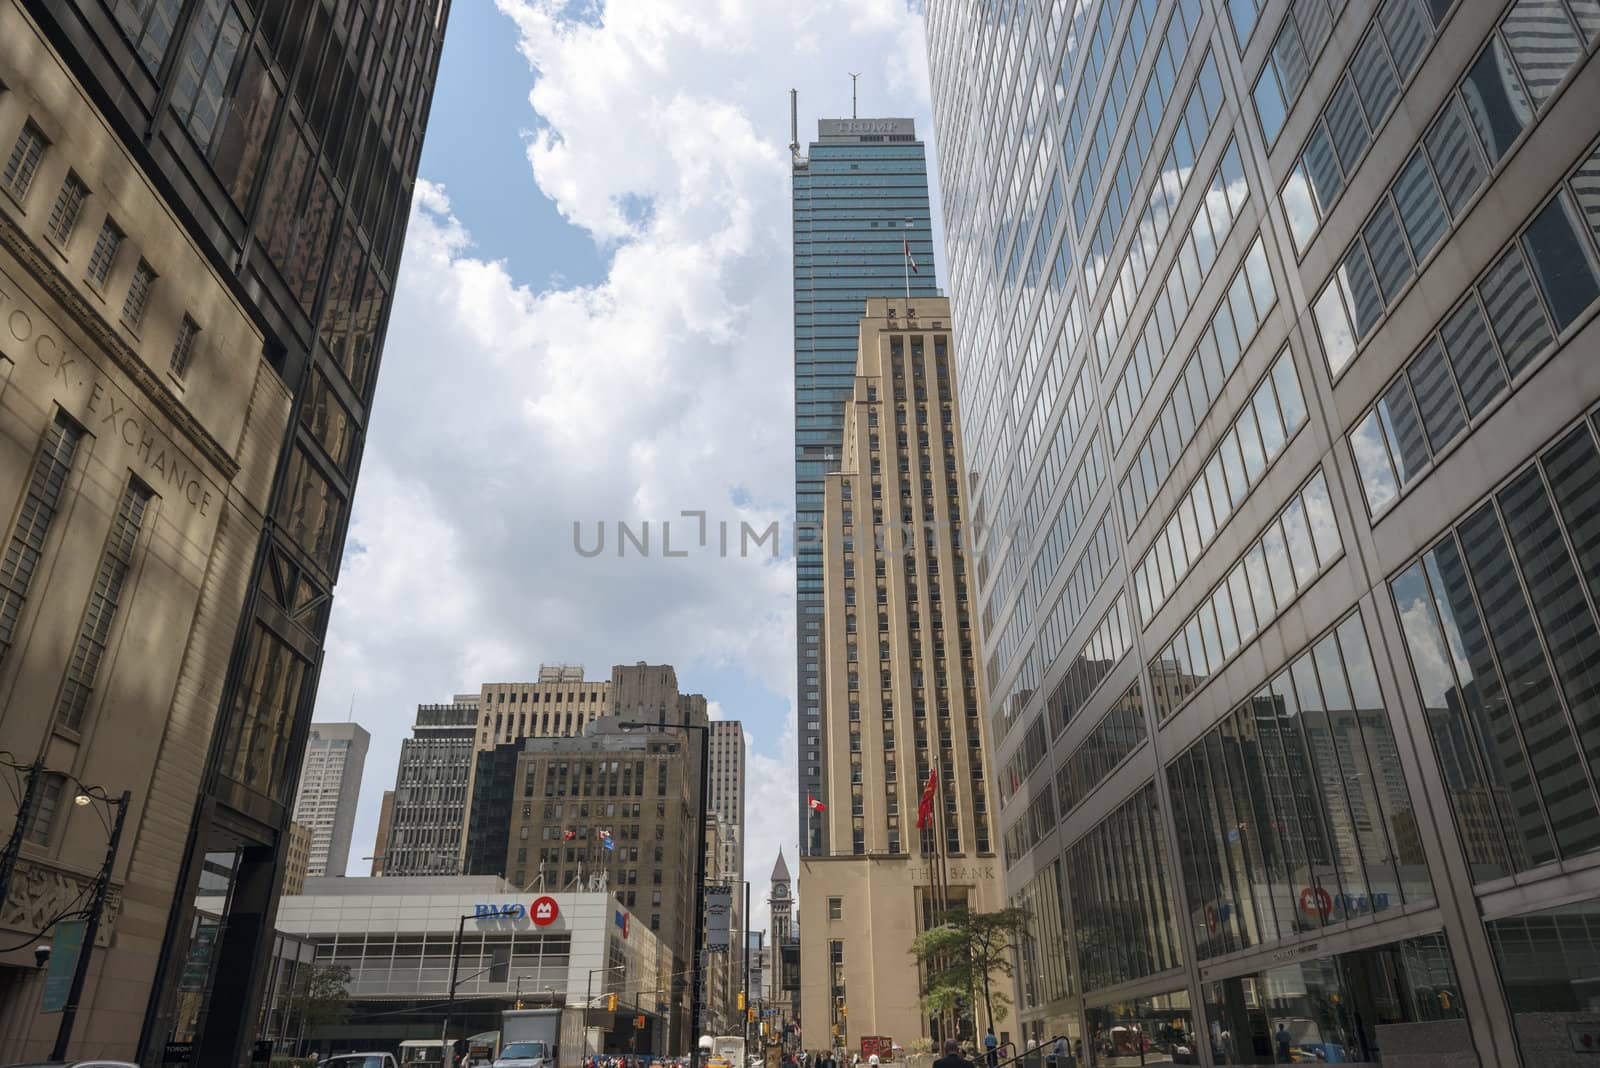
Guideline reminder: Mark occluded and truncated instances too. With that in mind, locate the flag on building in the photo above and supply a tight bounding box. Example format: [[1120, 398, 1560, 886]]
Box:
[[902, 233, 919, 274], [808, 794, 826, 813], [916, 767, 939, 830], [563, 829, 577, 841], [599, 829, 614, 850]]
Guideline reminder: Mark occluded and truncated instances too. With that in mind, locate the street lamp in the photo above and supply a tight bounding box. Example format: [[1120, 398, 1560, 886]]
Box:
[[50, 784, 131, 1061], [618, 718, 711, 1068]]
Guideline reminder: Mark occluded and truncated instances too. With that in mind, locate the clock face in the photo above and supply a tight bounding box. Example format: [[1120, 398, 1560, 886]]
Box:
[[774, 884, 788, 898]]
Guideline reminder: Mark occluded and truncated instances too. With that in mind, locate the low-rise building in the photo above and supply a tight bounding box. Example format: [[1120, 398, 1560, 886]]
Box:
[[275, 876, 671, 1061]]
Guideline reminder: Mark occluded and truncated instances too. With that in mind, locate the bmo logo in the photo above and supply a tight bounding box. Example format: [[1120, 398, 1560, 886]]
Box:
[[531, 896, 561, 927]]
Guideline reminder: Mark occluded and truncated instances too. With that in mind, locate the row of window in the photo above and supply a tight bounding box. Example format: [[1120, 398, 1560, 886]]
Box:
[[985, 425, 1105, 692], [1167, 611, 1433, 961], [2, 119, 200, 376], [1071, 0, 1202, 237], [1086, 64, 1231, 358], [1054, 680, 1147, 820], [1064, 781, 1184, 991], [1103, 146, 1254, 451], [1310, 0, 1597, 381], [1150, 468, 1343, 724], [1083, 43, 1224, 302], [1132, 348, 1308, 625], [1280, 0, 1456, 254], [1351, 158, 1600, 515], [1392, 409, 1600, 882], [1116, 239, 1279, 540]]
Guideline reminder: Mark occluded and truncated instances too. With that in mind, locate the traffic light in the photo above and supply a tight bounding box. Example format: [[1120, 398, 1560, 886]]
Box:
[[607, 994, 618, 1012], [748, 1008, 756, 1023], [738, 992, 746, 1011], [636, 1015, 647, 1030]]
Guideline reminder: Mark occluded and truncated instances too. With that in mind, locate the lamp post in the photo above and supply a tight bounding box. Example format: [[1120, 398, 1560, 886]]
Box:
[[619, 718, 710, 1067], [50, 787, 130, 1060], [440, 912, 472, 1065]]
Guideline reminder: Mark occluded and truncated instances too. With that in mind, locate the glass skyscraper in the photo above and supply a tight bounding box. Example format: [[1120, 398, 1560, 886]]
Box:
[[792, 117, 938, 853], [926, 0, 1600, 1063]]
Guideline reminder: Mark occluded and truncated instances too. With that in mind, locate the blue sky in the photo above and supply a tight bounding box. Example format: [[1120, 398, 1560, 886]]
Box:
[[313, 0, 942, 914]]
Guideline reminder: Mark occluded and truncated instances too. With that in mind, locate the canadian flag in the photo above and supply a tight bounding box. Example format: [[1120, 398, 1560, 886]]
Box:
[[903, 235, 920, 274], [808, 794, 826, 813]]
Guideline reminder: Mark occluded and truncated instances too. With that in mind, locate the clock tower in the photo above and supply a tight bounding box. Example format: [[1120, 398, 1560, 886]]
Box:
[[770, 849, 793, 943]]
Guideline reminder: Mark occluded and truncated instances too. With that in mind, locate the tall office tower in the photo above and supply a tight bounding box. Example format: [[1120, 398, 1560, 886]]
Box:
[[708, 718, 746, 972], [798, 297, 999, 1049], [478, 713, 710, 1049], [290, 722, 370, 878], [283, 822, 312, 897], [792, 114, 939, 855], [369, 790, 395, 875], [926, 0, 1600, 1062], [0, 1, 447, 1061], [383, 697, 478, 876]]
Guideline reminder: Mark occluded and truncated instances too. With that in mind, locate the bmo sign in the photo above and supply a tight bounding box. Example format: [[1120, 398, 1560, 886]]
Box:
[[472, 897, 561, 927], [531, 896, 561, 926], [474, 902, 525, 920]]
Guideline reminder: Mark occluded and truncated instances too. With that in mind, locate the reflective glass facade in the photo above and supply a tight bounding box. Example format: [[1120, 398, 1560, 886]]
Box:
[[926, 0, 1600, 1062], [793, 119, 937, 853]]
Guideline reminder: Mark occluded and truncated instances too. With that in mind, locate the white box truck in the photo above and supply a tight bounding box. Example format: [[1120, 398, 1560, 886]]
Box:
[[497, 1008, 562, 1068]]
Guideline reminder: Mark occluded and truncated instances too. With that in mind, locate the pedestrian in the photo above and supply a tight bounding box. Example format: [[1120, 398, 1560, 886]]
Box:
[[1049, 1036, 1066, 1068], [983, 1028, 998, 1068], [1275, 1022, 1292, 1063], [932, 1039, 973, 1068]]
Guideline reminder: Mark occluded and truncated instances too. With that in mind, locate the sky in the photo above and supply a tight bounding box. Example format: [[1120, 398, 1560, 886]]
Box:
[[312, 0, 947, 927]]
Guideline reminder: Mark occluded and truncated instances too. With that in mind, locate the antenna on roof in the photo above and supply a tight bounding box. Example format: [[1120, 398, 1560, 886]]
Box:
[[849, 73, 861, 119], [789, 88, 799, 156]]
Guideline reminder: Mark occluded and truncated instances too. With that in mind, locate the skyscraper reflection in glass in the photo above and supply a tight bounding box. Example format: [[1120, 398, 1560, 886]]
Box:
[[925, 0, 1600, 1061]]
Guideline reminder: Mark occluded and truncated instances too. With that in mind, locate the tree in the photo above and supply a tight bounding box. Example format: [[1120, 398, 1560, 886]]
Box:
[[284, 963, 352, 1038], [910, 907, 1028, 1033]]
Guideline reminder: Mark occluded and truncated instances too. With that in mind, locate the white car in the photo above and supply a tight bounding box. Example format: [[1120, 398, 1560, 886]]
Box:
[[492, 1040, 551, 1068], [323, 1056, 401, 1068]]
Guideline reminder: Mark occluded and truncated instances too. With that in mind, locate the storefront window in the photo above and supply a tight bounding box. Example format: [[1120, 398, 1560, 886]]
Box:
[[1206, 932, 1467, 1064], [1086, 988, 1194, 1066]]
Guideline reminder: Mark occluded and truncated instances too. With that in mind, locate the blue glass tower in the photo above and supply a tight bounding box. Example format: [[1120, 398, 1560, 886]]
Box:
[[792, 116, 937, 854]]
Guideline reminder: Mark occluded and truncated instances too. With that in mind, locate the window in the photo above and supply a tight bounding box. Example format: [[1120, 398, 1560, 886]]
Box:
[[827, 897, 842, 920], [170, 0, 247, 146], [56, 480, 153, 732], [110, 0, 184, 71], [1459, 38, 1531, 166], [3, 121, 47, 200], [23, 773, 66, 845], [1521, 193, 1600, 331], [0, 416, 85, 668], [122, 260, 157, 330], [1392, 423, 1600, 880], [170, 316, 200, 377], [46, 172, 89, 245], [87, 219, 124, 286]]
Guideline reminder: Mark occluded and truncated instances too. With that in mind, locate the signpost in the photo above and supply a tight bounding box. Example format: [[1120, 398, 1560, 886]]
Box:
[[41, 919, 85, 1013]]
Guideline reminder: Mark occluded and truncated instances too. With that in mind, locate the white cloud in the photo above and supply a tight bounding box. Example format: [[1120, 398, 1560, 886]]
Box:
[[317, 0, 936, 883]]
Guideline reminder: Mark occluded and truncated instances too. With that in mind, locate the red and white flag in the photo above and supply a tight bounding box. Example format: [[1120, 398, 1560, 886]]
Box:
[[916, 767, 939, 830], [808, 793, 826, 813], [903, 235, 920, 274]]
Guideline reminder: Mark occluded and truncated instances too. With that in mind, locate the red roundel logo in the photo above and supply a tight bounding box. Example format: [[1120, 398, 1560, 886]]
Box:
[[1299, 886, 1332, 919], [532, 896, 560, 926]]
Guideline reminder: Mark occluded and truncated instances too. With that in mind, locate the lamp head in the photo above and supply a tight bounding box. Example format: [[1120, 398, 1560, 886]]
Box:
[[34, 942, 50, 968], [74, 793, 92, 806]]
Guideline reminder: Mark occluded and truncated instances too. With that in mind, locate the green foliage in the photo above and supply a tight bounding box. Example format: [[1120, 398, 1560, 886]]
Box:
[[909, 907, 1028, 1029], [285, 963, 352, 1033]]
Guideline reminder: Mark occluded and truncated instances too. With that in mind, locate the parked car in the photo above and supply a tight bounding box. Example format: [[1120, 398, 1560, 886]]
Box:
[[323, 1055, 401, 1068]]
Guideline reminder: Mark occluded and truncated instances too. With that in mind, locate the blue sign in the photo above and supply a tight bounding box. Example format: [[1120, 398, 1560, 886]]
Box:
[[475, 903, 526, 920], [42, 919, 85, 1012]]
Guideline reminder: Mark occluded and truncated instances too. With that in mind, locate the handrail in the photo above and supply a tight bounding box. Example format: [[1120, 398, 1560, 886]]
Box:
[[985, 1036, 1070, 1068]]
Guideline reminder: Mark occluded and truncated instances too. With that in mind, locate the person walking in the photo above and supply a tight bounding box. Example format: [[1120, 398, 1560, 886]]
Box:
[[1275, 1022, 1293, 1063], [933, 1039, 973, 1068], [983, 1029, 998, 1068]]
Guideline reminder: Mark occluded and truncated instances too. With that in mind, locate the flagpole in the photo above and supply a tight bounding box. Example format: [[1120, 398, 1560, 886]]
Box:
[[904, 220, 912, 303]]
